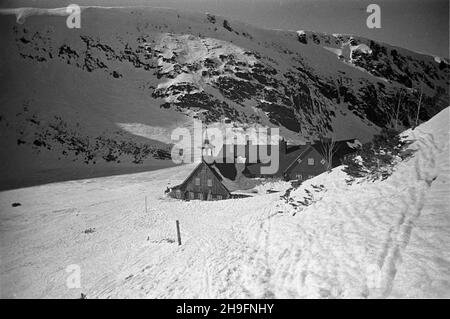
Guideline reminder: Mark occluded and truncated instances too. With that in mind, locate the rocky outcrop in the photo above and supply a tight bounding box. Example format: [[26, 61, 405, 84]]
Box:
[[8, 9, 449, 142]]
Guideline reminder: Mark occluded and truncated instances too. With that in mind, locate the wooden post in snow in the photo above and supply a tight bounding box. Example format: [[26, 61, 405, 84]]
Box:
[[145, 196, 147, 214], [176, 220, 182, 246]]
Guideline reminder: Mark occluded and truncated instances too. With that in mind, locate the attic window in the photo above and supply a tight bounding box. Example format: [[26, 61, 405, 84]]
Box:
[[308, 158, 315, 165], [207, 179, 212, 187], [320, 159, 326, 165], [195, 177, 200, 186], [297, 158, 302, 163]]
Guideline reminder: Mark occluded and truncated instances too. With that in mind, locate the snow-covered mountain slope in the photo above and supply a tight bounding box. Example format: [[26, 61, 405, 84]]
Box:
[[0, 6, 448, 189], [0, 107, 448, 298], [261, 107, 450, 298]]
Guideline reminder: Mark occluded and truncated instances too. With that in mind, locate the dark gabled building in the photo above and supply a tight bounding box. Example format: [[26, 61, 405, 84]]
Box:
[[243, 142, 327, 181], [168, 160, 232, 201], [168, 137, 360, 199], [243, 139, 360, 182], [281, 144, 329, 181]]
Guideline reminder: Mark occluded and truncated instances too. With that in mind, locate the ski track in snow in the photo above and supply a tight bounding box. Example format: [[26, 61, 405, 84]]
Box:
[[0, 109, 449, 298]]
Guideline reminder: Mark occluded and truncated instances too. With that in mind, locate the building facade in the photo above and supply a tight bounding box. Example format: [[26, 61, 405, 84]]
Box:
[[168, 161, 231, 201]]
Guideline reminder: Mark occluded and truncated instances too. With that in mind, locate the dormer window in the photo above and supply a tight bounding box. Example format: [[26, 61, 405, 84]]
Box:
[[308, 158, 315, 165]]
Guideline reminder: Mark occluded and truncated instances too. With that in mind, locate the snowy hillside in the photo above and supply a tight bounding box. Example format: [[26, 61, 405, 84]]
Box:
[[1, 107, 448, 298], [0, 6, 448, 189]]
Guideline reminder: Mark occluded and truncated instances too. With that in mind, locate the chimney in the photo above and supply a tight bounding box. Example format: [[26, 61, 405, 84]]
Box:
[[246, 139, 250, 160], [280, 138, 287, 154]]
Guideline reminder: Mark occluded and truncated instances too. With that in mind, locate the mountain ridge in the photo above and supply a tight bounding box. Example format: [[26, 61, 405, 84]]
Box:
[[0, 6, 448, 188]]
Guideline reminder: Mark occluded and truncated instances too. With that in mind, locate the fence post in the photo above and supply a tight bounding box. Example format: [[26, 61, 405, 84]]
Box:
[[145, 196, 147, 214], [176, 220, 182, 246]]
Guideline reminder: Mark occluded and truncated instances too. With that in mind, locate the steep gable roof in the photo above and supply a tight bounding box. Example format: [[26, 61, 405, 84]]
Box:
[[176, 161, 206, 189], [244, 144, 311, 176], [174, 160, 231, 196], [244, 139, 360, 176], [283, 146, 321, 175]]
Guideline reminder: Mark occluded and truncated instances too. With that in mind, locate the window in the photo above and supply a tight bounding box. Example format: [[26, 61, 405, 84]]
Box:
[[175, 189, 181, 199], [207, 179, 212, 187], [308, 158, 315, 166], [308, 175, 314, 179], [189, 192, 195, 200], [296, 174, 302, 181], [297, 158, 302, 163], [216, 195, 223, 200], [320, 159, 326, 165], [198, 193, 204, 200], [194, 177, 200, 186]]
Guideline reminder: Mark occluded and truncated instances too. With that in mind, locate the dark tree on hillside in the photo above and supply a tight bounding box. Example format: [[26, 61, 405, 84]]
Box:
[[342, 128, 414, 182]]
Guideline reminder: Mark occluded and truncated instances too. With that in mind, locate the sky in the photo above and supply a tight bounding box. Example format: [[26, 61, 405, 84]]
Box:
[[0, 0, 448, 58]]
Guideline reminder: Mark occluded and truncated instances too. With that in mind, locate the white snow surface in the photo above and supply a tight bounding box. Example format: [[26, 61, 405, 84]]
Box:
[[1, 109, 449, 298]]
